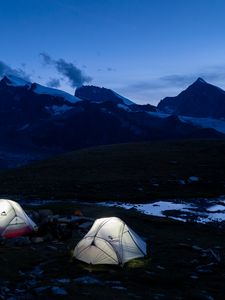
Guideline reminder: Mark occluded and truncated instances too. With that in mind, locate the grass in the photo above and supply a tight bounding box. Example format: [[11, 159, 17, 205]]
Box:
[[0, 138, 225, 202]]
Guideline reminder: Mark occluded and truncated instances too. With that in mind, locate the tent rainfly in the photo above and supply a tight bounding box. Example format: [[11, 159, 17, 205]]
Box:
[[74, 217, 147, 265], [0, 199, 37, 238]]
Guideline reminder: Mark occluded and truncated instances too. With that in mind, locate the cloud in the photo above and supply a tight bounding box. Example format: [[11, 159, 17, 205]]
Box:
[[46, 78, 61, 88], [40, 52, 53, 65], [159, 74, 195, 87], [40, 53, 92, 88], [128, 67, 225, 95], [0, 60, 31, 81], [107, 67, 116, 72], [119, 66, 225, 105]]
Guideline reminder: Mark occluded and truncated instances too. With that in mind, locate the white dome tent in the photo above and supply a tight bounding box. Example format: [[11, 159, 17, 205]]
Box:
[[74, 217, 147, 265], [0, 199, 37, 238]]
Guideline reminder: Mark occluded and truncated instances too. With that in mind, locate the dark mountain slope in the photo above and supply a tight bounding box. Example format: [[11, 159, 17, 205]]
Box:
[[158, 78, 225, 118]]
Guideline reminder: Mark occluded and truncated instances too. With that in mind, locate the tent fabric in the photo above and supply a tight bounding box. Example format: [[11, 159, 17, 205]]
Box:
[[74, 217, 147, 265], [0, 199, 37, 238]]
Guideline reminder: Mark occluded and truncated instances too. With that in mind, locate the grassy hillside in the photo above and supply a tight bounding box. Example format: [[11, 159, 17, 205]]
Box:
[[0, 139, 225, 201]]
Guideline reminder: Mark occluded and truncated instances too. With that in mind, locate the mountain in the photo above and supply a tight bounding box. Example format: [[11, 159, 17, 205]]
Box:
[[0, 75, 223, 168], [75, 85, 157, 112], [75, 85, 134, 105], [157, 78, 225, 118]]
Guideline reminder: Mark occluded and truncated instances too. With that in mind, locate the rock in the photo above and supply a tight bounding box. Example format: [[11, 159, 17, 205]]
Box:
[[55, 278, 71, 284], [31, 237, 44, 244], [74, 276, 103, 285], [192, 245, 203, 251], [79, 221, 93, 229], [51, 286, 68, 296], [153, 293, 166, 300], [157, 265, 165, 270], [57, 216, 93, 224], [112, 286, 127, 290], [0, 237, 5, 245], [105, 280, 125, 290], [38, 209, 53, 219], [179, 180, 186, 185], [196, 268, 213, 274], [29, 266, 43, 278], [5, 237, 31, 246], [190, 291, 214, 300], [15, 289, 26, 294], [26, 279, 40, 287], [178, 243, 196, 250], [190, 259, 199, 265], [34, 286, 50, 294], [188, 176, 200, 183], [46, 245, 57, 251], [190, 273, 199, 280]]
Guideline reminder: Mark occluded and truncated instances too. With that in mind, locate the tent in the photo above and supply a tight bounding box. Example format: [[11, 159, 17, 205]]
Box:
[[0, 199, 37, 238], [74, 217, 147, 265]]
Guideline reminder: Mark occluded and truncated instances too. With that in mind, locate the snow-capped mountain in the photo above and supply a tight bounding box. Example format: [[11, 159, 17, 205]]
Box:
[[0, 75, 224, 168], [157, 77, 225, 118], [2, 74, 81, 103], [75, 85, 157, 112], [75, 85, 134, 105]]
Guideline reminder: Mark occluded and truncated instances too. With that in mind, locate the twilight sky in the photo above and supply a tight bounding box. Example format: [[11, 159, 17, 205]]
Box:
[[1, 0, 225, 105]]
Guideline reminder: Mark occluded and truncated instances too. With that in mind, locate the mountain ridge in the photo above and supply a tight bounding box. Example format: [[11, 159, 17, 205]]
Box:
[[0, 74, 224, 168]]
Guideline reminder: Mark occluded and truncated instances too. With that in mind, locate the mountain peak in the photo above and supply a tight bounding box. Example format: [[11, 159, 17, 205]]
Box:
[[1, 74, 31, 88], [194, 77, 207, 85], [75, 85, 134, 106], [158, 77, 225, 118]]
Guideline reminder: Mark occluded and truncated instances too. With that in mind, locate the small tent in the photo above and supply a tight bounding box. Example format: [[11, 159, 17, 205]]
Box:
[[74, 217, 147, 265], [0, 199, 37, 238]]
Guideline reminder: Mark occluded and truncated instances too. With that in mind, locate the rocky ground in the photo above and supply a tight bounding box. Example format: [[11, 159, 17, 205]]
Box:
[[0, 201, 225, 299]]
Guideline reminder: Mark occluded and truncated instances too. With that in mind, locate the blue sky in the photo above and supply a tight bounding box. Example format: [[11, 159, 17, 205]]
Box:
[[0, 0, 225, 104]]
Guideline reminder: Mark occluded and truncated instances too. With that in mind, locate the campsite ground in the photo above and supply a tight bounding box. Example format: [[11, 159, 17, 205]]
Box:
[[0, 139, 225, 299], [0, 201, 225, 299]]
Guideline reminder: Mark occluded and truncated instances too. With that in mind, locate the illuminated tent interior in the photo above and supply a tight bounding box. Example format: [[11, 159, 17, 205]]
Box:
[[0, 199, 37, 238], [74, 217, 147, 265]]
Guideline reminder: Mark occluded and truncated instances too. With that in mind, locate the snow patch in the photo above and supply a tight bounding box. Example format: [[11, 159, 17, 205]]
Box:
[[45, 105, 73, 115], [147, 111, 171, 118], [113, 91, 134, 105], [34, 84, 81, 103], [188, 176, 200, 182], [207, 205, 225, 212], [179, 115, 225, 134], [5, 75, 31, 88], [117, 104, 131, 111], [148, 111, 225, 135], [17, 123, 30, 131], [98, 199, 225, 224]]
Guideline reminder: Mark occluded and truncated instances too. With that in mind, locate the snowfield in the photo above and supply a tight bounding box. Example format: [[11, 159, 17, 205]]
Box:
[[34, 84, 81, 103], [148, 111, 225, 134], [98, 197, 225, 224]]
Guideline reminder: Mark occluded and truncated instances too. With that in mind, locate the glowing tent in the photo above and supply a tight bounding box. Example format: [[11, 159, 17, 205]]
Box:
[[0, 199, 37, 238], [74, 217, 147, 265]]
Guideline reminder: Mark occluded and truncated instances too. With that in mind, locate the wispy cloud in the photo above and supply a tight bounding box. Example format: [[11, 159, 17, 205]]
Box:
[[127, 67, 225, 96], [0, 60, 31, 81], [46, 78, 61, 88], [40, 53, 92, 88], [118, 66, 225, 104]]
